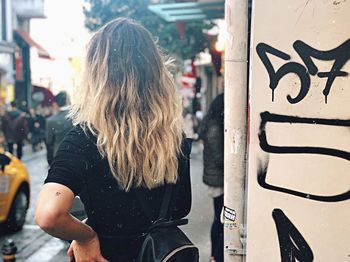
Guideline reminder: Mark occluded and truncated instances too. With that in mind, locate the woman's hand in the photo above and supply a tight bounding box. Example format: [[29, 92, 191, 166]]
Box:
[[67, 233, 108, 262]]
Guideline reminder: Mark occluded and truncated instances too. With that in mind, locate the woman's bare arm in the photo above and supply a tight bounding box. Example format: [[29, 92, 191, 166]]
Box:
[[35, 183, 95, 243], [36, 183, 107, 261]]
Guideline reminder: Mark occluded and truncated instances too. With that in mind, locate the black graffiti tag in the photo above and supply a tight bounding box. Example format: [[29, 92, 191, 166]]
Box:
[[256, 39, 350, 104], [256, 43, 310, 103], [258, 111, 350, 202], [272, 209, 314, 262]]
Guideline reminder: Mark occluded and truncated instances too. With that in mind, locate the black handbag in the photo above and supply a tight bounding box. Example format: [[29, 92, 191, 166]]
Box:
[[135, 184, 199, 262]]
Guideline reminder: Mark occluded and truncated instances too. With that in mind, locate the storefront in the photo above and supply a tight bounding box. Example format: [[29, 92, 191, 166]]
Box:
[[13, 29, 50, 109], [148, 0, 225, 114]]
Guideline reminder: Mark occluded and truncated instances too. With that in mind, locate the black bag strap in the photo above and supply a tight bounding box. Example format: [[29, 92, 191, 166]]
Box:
[[159, 184, 173, 219], [135, 184, 173, 223]]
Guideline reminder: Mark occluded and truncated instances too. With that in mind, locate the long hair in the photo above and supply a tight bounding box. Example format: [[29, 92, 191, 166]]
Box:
[[69, 18, 183, 191]]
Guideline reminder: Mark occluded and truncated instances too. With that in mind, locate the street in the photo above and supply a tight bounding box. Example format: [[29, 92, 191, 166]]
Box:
[[0, 142, 213, 261]]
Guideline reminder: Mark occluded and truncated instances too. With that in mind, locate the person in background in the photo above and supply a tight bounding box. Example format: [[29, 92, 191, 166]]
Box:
[[45, 91, 73, 165], [28, 108, 44, 152], [1, 101, 28, 160], [38, 106, 52, 146], [198, 93, 224, 262], [36, 109, 46, 147]]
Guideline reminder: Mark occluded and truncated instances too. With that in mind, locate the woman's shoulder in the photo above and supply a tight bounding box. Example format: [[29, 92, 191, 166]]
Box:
[[64, 125, 95, 142], [59, 125, 98, 155]]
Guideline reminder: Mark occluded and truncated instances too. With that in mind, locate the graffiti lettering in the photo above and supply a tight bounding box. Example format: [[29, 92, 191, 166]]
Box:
[[272, 208, 314, 262], [256, 39, 350, 104], [257, 111, 350, 202]]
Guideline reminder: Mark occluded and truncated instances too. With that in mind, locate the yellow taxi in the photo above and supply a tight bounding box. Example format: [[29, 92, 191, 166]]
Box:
[[0, 149, 30, 232]]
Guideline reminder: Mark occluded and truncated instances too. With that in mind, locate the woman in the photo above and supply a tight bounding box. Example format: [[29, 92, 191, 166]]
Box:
[[198, 93, 224, 262], [35, 18, 192, 261]]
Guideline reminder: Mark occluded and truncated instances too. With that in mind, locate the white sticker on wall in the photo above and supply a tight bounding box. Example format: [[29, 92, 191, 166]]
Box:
[[223, 206, 237, 228]]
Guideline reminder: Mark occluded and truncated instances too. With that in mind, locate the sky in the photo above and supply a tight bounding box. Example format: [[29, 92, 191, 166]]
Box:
[[29, 0, 91, 95], [30, 0, 91, 58]]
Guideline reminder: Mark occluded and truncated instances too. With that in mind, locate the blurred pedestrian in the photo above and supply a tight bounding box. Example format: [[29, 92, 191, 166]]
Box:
[[28, 108, 44, 152], [198, 93, 224, 262], [35, 18, 192, 262], [45, 91, 73, 165], [1, 101, 28, 159]]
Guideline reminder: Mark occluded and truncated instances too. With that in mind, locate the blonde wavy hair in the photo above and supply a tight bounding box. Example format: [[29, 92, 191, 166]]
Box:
[[69, 18, 183, 191]]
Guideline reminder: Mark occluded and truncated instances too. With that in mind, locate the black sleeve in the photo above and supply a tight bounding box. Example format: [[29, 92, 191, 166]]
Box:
[[171, 138, 193, 219], [44, 128, 90, 195], [205, 123, 224, 170], [197, 115, 208, 140]]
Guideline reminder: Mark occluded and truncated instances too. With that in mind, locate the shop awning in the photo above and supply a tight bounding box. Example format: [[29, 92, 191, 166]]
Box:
[[32, 85, 55, 106], [148, 1, 224, 22], [14, 29, 52, 59]]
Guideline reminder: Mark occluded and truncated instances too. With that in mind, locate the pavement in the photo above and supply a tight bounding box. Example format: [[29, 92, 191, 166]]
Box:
[[20, 143, 47, 163], [1, 140, 213, 261]]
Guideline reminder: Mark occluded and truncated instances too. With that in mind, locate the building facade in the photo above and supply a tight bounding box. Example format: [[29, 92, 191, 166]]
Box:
[[12, 0, 46, 109], [0, 0, 15, 105]]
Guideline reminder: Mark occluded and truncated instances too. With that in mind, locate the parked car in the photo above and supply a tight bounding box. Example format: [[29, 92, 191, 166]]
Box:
[[0, 150, 30, 232]]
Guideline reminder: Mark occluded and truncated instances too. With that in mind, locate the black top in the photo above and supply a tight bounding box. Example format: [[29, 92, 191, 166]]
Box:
[[198, 116, 224, 187], [44, 126, 192, 260], [198, 93, 224, 187]]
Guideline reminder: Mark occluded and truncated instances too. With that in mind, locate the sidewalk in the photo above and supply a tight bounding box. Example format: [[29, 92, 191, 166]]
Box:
[[182, 141, 213, 261], [21, 143, 47, 163]]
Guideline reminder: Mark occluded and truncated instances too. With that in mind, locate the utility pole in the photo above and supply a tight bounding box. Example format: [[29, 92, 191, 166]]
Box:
[[223, 0, 248, 261]]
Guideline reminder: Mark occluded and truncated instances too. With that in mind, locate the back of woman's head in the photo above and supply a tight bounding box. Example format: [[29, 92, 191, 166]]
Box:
[[69, 18, 183, 191]]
